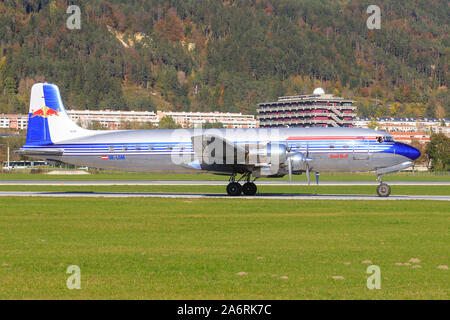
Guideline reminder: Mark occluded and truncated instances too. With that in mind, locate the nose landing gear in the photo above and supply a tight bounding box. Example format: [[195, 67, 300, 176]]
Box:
[[226, 173, 258, 196], [376, 175, 391, 197]]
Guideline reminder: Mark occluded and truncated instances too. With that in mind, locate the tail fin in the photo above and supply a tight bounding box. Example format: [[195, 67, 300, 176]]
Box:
[[25, 83, 91, 145]]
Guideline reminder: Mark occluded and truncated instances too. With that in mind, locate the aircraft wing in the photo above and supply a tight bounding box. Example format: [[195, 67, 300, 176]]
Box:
[[191, 134, 248, 166]]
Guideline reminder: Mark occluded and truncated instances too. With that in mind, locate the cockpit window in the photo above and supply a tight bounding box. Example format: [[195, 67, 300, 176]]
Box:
[[384, 136, 394, 142]]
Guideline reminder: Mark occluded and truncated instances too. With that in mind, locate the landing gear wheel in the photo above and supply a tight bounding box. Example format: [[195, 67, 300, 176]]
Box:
[[227, 182, 242, 196], [377, 183, 391, 197], [242, 182, 257, 196]]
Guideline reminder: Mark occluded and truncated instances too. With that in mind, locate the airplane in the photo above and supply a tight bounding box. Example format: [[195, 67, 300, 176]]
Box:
[[17, 83, 421, 197]]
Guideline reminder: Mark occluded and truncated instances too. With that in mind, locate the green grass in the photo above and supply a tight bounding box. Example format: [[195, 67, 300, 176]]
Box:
[[1, 170, 449, 181], [0, 197, 448, 299], [0, 185, 449, 195]]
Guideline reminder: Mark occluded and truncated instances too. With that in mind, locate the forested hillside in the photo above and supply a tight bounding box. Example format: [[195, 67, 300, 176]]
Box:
[[0, 0, 448, 118]]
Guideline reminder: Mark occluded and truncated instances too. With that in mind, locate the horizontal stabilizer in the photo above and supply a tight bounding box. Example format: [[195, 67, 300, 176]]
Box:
[[16, 148, 64, 157]]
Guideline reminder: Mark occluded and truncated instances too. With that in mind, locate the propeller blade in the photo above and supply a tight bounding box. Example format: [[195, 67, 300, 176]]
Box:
[[306, 164, 310, 185], [288, 157, 292, 183]]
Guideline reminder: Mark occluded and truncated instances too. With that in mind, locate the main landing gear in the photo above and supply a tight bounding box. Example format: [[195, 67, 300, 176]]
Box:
[[376, 175, 391, 197], [226, 173, 257, 196]]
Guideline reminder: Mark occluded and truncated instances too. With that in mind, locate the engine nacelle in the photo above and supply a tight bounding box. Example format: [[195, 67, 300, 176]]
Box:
[[290, 152, 308, 172], [247, 143, 288, 165]]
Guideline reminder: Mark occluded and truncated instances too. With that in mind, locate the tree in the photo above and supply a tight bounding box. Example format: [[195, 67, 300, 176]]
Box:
[[87, 120, 104, 130], [367, 119, 379, 130], [0, 133, 27, 162], [425, 133, 450, 171], [202, 121, 224, 129], [157, 116, 181, 129], [409, 138, 427, 167]]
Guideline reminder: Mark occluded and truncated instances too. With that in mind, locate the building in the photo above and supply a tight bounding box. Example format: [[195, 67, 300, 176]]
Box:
[[0, 114, 29, 130], [67, 110, 159, 130], [354, 117, 449, 144], [257, 88, 356, 128], [0, 110, 258, 130], [157, 111, 258, 128], [387, 132, 430, 144]]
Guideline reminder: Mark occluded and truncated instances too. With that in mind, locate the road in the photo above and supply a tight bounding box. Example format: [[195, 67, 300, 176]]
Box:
[[0, 191, 449, 201], [1, 180, 449, 186]]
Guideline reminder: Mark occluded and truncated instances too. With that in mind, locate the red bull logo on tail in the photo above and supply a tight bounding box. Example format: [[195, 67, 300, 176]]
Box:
[[31, 106, 59, 118]]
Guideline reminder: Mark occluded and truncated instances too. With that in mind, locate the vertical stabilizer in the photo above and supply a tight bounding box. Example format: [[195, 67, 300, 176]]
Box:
[[25, 83, 92, 145]]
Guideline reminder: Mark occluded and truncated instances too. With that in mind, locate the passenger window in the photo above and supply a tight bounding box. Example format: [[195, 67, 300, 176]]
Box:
[[122, 146, 128, 151], [108, 146, 115, 152], [329, 144, 335, 149], [135, 145, 141, 151]]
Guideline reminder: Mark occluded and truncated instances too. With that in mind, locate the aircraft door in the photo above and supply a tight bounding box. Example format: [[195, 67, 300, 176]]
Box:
[[353, 138, 370, 160]]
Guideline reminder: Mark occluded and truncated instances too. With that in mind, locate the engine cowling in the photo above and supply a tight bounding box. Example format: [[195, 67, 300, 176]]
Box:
[[247, 143, 288, 165], [290, 152, 308, 172]]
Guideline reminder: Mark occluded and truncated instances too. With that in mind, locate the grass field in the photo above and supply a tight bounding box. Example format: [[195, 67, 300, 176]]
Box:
[[0, 185, 449, 195], [1, 170, 450, 181], [0, 197, 448, 299]]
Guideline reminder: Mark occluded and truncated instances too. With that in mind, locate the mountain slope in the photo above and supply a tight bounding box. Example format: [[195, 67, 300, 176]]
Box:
[[0, 0, 448, 118]]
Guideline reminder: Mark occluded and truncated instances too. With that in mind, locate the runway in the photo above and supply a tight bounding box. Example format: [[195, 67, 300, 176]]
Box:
[[0, 191, 448, 201], [1, 180, 449, 186]]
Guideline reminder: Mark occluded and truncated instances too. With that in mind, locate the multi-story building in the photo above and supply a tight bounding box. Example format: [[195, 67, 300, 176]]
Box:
[[386, 132, 430, 144], [67, 110, 159, 130], [0, 114, 29, 130], [158, 111, 258, 128], [257, 88, 356, 128], [68, 110, 258, 129], [354, 117, 449, 143], [0, 110, 258, 130]]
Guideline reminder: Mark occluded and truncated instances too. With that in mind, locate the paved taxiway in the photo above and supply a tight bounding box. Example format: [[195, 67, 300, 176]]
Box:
[[1, 180, 449, 186], [0, 191, 448, 201]]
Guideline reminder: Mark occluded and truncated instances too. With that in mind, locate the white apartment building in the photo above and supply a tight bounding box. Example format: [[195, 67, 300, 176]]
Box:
[[0, 114, 29, 130], [354, 117, 449, 144], [67, 110, 159, 130], [1, 110, 258, 130], [158, 111, 258, 128]]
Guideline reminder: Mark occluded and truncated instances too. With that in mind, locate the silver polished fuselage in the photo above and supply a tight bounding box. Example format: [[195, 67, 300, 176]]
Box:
[[25, 127, 417, 174]]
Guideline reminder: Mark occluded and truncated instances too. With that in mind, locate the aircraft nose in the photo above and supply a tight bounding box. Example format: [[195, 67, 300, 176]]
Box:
[[394, 142, 421, 161]]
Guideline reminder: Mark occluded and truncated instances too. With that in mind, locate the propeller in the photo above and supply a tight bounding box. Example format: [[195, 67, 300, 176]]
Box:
[[305, 143, 310, 185], [286, 142, 293, 183], [285, 142, 313, 185]]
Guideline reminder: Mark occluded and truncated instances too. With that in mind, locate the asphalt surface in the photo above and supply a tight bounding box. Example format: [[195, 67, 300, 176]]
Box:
[[1, 180, 449, 186], [0, 191, 449, 201]]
